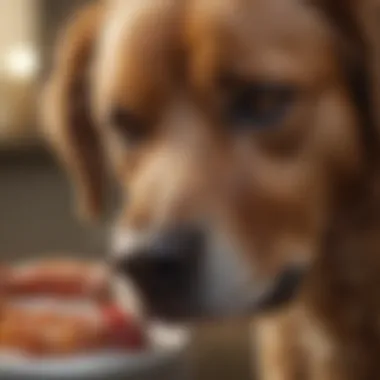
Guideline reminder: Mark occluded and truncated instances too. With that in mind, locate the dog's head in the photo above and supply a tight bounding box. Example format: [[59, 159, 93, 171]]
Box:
[[42, 0, 380, 320]]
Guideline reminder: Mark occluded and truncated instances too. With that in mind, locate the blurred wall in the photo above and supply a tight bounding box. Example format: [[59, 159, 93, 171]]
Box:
[[0, 0, 37, 52], [0, 0, 105, 260], [0, 0, 39, 141], [0, 149, 106, 261], [0, 0, 91, 144]]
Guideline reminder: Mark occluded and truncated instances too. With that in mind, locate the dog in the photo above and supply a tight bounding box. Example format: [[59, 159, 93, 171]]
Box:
[[41, 0, 380, 378]]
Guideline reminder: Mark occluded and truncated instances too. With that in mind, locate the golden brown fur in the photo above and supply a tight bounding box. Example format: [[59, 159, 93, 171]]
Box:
[[41, 0, 380, 378]]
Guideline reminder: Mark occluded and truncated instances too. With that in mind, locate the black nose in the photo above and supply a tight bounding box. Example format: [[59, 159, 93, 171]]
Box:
[[115, 227, 204, 319]]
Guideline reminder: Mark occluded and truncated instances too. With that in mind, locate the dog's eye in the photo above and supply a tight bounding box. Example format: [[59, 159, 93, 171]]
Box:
[[110, 107, 147, 144], [227, 83, 296, 130]]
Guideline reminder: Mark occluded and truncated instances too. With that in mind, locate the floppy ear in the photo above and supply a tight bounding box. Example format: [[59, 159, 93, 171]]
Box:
[[313, 0, 380, 161], [41, 3, 104, 222]]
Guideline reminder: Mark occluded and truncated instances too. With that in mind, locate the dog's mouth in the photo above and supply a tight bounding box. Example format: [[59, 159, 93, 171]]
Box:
[[112, 264, 306, 324], [250, 266, 306, 313]]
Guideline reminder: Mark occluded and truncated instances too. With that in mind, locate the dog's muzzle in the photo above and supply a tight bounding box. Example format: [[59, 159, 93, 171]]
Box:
[[112, 226, 307, 320]]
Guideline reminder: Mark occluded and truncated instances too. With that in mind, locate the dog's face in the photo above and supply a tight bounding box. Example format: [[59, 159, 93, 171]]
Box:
[[43, 0, 367, 320]]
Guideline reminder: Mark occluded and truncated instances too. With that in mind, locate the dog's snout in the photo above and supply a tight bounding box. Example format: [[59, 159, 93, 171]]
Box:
[[115, 227, 204, 318]]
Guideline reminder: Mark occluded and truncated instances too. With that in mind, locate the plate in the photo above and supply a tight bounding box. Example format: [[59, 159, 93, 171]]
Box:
[[0, 324, 191, 380]]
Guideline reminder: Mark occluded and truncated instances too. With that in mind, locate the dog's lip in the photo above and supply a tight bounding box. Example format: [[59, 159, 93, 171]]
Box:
[[111, 263, 307, 324], [251, 266, 306, 313]]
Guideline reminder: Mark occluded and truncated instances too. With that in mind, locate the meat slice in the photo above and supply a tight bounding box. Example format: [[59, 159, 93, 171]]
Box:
[[0, 302, 145, 356], [0, 260, 109, 300]]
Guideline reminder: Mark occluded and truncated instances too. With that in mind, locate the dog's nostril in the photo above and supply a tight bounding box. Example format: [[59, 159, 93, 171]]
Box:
[[116, 226, 204, 295], [154, 227, 205, 259], [153, 257, 185, 277], [125, 255, 189, 295]]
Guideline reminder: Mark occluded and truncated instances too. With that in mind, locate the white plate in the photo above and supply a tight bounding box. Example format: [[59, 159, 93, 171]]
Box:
[[0, 324, 191, 380]]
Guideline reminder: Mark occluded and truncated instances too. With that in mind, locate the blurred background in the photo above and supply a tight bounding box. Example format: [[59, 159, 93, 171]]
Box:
[[0, 0, 104, 259], [0, 1, 251, 379]]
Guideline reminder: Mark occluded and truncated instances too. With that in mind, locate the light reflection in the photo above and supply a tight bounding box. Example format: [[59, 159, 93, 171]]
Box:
[[4, 45, 39, 80]]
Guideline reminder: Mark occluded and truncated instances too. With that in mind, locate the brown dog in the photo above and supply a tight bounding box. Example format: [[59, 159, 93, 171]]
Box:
[[41, 0, 380, 378]]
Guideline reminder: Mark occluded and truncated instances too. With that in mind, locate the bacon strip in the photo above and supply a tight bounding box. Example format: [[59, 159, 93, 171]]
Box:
[[0, 260, 110, 300], [0, 302, 145, 356]]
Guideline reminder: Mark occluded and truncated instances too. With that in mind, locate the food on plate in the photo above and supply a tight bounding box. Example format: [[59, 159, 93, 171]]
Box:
[[0, 260, 109, 300], [0, 302, 145, 356], [0, 258, 146, 357]]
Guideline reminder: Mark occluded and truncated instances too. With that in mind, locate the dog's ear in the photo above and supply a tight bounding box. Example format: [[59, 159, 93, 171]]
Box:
[[41, 3, 104, 222], [312, 0, 380, 162], [309, 0, 380, 232]]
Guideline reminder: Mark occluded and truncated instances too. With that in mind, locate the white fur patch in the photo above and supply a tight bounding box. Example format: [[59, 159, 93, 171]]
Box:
[[200, 232, 271, 315], [111, 228, 153, 260]]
